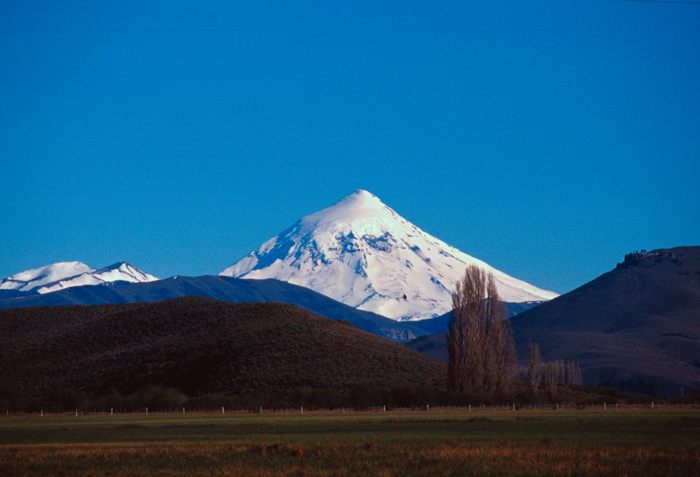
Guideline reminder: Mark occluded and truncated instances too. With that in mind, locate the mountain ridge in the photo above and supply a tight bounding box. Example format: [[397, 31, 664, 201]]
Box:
[[0, 261, 158, 296]]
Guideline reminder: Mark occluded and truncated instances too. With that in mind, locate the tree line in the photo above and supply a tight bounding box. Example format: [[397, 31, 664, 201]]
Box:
[[514, 342, 583, 395], [447, 265, 583, 399], [0, 384, 497, 414]]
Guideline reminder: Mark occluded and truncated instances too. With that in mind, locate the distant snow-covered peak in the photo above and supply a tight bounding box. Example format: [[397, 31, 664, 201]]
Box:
[[0, 261, 159, 295], [0, 261, 95, 292], [221, 190, 558, 321], [93, 262, 159, 284]]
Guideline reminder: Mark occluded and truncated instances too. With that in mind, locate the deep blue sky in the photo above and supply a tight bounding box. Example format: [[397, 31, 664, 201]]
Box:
[[1, 1, 698, 294]]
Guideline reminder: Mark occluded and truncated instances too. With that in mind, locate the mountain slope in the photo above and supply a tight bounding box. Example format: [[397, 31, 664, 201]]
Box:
[[0, 275, 433, 341], [0, 261, 95, 293], [0, 261, 158, 296], [0, 297, 447, 397], [405, 247, 700, 397], [509, 246, 700, 397], [399, 300, 544, 337], [221, 190, 557, 321]]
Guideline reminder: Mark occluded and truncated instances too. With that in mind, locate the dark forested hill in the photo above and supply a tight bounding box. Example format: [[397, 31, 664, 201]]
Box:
[[0, 275, 430, 342], [0, 297, 446, 397]]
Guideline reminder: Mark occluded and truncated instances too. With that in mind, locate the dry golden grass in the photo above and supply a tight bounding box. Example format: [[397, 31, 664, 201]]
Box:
[[2, 409, 699, 475], [1, 440, 698, 476]]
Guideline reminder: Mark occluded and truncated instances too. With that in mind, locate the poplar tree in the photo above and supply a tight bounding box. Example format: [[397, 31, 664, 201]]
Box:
[[528, 342, 541, 394], [447, 265, 517, 395]]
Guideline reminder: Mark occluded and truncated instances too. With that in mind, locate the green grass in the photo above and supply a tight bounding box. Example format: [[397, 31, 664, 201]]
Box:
[[2, 408, 700, 446], [1, 408, 699, 476]]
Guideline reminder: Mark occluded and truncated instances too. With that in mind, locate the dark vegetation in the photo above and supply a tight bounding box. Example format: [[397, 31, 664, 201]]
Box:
[[0, 384, 486, 413], [515, 342, 583, 398], [0, 297, 446, 399], [0, 380, 676, 414]]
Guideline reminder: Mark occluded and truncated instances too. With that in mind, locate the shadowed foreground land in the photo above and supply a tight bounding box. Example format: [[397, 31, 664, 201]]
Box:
[[2, 409, 700, 476], [0, 298, 446, 397]]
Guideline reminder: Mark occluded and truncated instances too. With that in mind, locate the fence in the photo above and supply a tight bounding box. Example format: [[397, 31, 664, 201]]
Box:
[[4, 401, 699, 418]]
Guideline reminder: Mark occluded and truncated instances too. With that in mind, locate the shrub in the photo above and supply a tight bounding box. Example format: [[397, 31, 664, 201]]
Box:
[[132, 386, 187, 410]]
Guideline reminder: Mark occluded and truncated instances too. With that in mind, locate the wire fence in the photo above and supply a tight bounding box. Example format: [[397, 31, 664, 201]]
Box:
[[4, 401, 699, 418]]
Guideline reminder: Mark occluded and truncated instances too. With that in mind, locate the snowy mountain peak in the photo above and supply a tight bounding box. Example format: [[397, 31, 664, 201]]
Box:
[[221, 191, 558, 321], [91, 262, 159, 286], [0, 261, 95, 293], [312, 189, 388, 223], [297, 189, 409, 244], [0, 261, 159, 295]]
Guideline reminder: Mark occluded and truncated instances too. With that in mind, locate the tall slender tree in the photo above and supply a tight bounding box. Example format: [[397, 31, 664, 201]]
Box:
[[528, 342, 541, 394], [447, 265, 517, 395]]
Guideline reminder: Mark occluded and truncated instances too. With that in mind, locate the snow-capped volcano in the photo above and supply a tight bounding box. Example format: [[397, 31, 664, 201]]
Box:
[[0, 261, 159, 295], [221, 190, 558, 321]]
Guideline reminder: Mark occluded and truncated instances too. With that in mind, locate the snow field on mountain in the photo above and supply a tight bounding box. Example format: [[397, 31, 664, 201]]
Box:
[[0, 261, 95, 292], [222, 190, 558, 321], [0, 261, 158, 295]]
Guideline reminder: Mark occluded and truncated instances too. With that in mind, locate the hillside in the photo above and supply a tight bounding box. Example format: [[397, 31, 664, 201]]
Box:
[[509, 247, 700, 397], [403, 333, 450, 362], [405, 247, 700, 398], [0, 275, 431, 342], [0, 297, 447, 397]]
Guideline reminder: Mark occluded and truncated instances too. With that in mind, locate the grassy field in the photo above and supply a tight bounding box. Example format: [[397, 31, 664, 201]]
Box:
[[2, 408, 699, 476]]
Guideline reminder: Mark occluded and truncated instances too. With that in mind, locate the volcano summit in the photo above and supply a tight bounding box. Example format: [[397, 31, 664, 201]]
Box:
[[221, 190, 557, 321]]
